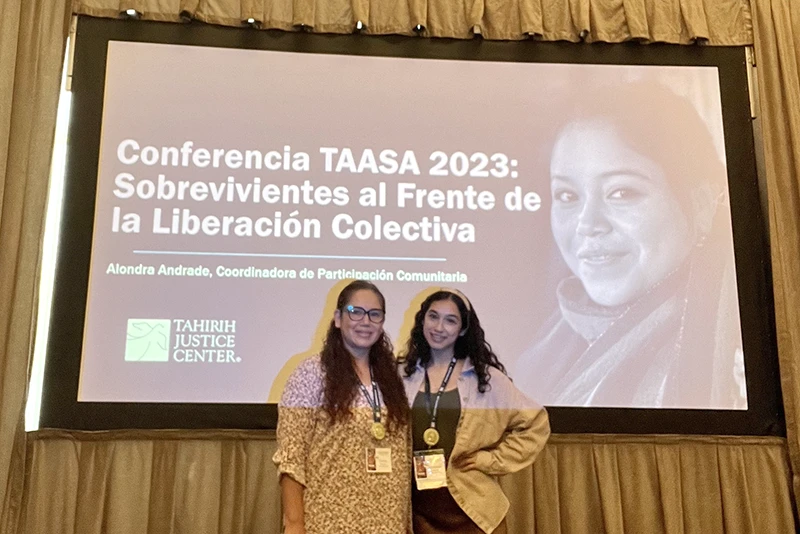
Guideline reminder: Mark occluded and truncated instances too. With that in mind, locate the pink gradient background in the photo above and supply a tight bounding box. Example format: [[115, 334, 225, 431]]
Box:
[[76, 41, 740, 407]]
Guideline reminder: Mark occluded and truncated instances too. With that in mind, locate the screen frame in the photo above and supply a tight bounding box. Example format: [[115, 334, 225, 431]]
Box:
[[39, 15, 784, 435]]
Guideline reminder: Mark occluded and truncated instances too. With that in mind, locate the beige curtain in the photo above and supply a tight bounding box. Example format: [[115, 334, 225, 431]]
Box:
[[73, 0, 753, 43], [502, 434, 793, 533], [21, 430, 282, 534], [749, 0, 800, 504], [0, 1, 71, 533], [20, 431, 793, 533]]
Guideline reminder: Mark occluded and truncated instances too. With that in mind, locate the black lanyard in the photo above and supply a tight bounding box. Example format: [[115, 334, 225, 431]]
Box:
[[358, 367, 381, 424], [423, 356, 458, 430]]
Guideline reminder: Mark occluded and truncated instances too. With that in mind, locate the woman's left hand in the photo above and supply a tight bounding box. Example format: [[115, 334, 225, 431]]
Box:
[[450, 453, 478, 471]]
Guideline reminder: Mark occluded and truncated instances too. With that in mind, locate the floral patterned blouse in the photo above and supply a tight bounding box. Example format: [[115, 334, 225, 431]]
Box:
[[273, 355, 410, 534]]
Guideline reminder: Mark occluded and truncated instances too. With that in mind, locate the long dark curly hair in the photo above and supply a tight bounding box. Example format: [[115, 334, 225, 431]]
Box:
[[402, 290, 506, 393], [320, 280, 409, 429]]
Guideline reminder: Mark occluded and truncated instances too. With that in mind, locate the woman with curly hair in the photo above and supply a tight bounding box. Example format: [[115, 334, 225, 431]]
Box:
[[401, 288, 550, 534], [273, 280, 410, 534]]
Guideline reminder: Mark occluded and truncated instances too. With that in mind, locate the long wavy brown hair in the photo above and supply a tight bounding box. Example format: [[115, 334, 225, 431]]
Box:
[[320, 280, 409, 429]]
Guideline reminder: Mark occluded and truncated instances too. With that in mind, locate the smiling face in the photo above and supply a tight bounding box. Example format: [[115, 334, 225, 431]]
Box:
[[334, 289, 385, 357], [550, 119, 694, 307], [422, 299, 464, 353]]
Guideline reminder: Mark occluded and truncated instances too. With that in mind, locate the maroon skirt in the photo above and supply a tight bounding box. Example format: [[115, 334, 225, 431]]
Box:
[[412, 486, 507, 534]]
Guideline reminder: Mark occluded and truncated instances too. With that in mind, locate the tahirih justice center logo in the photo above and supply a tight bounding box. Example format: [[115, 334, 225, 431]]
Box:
[[125, 318, 240, 363]]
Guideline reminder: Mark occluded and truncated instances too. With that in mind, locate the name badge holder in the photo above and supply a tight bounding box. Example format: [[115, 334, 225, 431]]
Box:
[[366, 447, 392, 473]]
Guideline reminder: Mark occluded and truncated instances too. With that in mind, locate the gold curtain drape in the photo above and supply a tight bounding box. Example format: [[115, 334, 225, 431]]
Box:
[[0, 1, 71, 533], [73, 0, 754, 43], [3, 0, 800, 532], [19, 431, 794, 534], [749, 0, 800, 504]]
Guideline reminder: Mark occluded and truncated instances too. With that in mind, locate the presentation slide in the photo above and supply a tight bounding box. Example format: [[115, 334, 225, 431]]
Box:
[[77, 41, 746, 409]]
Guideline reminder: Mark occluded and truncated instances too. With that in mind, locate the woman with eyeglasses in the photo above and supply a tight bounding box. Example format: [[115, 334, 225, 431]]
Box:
[[273, 280, 410, 534], [401, 289, 550, 534]]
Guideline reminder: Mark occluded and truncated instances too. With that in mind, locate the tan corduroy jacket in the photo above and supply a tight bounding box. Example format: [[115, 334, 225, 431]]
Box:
[[403, 357, 550, 534]]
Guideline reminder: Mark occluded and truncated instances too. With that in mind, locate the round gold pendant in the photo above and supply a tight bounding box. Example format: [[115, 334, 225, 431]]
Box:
[[371, 422, 386, 440], [423, 427, 440, 446]]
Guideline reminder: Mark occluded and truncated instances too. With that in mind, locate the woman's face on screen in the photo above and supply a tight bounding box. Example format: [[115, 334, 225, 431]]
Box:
[[549, 119, 694, 307]]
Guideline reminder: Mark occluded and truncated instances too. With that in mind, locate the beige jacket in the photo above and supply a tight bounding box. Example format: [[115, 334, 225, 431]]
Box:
[[404, 358, 550, 533]]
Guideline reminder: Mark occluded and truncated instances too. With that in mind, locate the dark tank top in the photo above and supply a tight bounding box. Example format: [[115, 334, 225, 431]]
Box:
[[411, 388, 461, 459]]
